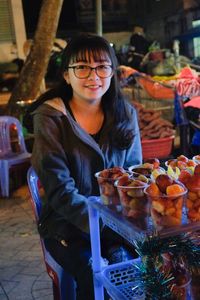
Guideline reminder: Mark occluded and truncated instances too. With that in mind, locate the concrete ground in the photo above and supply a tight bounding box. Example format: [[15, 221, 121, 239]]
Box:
[[0, 185, 53, 300]]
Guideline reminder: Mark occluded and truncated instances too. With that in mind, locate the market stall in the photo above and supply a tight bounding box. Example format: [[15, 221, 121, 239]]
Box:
[[119, 65, 200, 159]]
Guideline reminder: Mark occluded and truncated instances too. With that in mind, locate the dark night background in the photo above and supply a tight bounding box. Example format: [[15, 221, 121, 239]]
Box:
[[22, 1, 78, 38], [22, 0, 131, 38]]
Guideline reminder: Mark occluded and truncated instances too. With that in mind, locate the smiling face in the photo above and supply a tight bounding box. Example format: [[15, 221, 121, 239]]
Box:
[[64, 50, 113, 105]]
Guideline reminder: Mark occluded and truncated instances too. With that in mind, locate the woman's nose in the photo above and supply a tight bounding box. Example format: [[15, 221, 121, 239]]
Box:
[[88, 68, 99, 79]]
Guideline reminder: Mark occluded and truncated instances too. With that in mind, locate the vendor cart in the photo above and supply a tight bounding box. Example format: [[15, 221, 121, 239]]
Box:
[[88, 196, 200, 299]]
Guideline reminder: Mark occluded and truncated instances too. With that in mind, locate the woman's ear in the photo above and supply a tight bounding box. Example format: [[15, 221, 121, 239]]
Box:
[[63, 71, 70, 84]]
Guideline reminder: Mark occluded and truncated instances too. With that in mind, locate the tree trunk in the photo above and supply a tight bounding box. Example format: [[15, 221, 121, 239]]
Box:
[[7, 0, 64, 114]]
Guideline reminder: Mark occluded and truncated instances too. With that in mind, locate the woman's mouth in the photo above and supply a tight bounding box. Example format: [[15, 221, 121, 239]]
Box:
[[85, 85, 101, 90]]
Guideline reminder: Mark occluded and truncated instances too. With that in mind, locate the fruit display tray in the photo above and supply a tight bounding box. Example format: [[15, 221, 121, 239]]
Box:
[[88, 197, 196, 300], [88, 197, 200, 246]]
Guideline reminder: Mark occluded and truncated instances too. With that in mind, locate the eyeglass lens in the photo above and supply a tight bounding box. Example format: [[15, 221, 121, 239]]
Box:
[[74, 65, 113, 78]]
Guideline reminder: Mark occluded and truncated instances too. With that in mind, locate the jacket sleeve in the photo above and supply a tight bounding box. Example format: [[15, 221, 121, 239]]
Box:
[[31, 112, 89, 234], [123, 105, 142, 168]]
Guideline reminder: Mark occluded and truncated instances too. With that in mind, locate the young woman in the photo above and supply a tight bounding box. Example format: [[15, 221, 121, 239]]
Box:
[[30, 33, 142, 299]]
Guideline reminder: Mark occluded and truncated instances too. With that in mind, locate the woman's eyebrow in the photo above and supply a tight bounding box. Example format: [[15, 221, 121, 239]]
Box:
[[74, 57, 110, 63], [96, 59, 111, 63], [71, 61, 111, 65]]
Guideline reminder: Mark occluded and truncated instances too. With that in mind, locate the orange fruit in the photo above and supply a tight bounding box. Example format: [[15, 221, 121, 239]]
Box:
[[146, 182, 161, 196], [187, 160, 196, 167], [166, 184, 185, 196]]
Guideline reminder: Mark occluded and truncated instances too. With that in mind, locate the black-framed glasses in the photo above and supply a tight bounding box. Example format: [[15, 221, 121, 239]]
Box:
[[68, 65, 113, 79]]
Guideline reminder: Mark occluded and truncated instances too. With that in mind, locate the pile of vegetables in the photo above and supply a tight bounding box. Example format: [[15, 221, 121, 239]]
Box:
[[133, 101, 175, 140]]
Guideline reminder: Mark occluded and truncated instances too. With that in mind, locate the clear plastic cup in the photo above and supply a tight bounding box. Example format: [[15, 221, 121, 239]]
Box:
[[172, 277, 191, 300], [192, 155, 200, 165], [95, 168, 130, 207], [161, 256, 192, 300], [191, 271, 200, 300], [186, 186, 200, 223], [171, 264, 192, 300], [128, 165, 152, 178], [129, 165, 165, 179], [165, 158, 196, 171], [144, 184, 187, 231], [115, 176, 149, 228]]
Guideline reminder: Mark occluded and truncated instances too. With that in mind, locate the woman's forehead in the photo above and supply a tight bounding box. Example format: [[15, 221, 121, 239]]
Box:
[[70, 49, 111, 63]]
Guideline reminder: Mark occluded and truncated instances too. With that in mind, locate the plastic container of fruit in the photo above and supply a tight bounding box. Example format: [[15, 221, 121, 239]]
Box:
[[165, 156, 197, 171], [144, 175, 188, 231], [129, 164, 165, 179], [192, 155, 200, 164], [141, 136, 174, 159], [170, 266, 191, 300], [191, 271, 200, 300], [129, 172, 150, 184], [184, 177, 200, 223], [95, 167, 130, 207], [115, 176, 149, 229], [185, 186, 200, 223]]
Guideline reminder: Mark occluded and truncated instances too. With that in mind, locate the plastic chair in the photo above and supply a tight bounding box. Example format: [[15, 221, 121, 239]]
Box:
[[27, 166, 76, 300], [0, 116, 31, 197]]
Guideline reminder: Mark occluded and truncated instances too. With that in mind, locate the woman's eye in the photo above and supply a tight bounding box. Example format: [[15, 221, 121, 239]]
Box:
[[76, 65, 89, 70], [98, 65, 109, 70]]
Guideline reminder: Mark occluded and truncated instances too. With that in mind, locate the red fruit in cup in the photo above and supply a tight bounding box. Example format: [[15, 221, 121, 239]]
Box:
[[177, 160, 187, 170], [186, 175, 200, 190], [194, 164, 200, 176], [155, 174, 173, 193], [178, 169, 192, 184], [187, 160, 196, 167], [117, 175, 130, 186], [144, 158, 160, 169], [167, 159, 177, 168], [177, 155, 188, 163]]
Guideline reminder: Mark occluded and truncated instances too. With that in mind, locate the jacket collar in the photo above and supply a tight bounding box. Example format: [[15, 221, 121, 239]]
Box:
[[33, 97, 106, 160], [45, 98, 67, 115]]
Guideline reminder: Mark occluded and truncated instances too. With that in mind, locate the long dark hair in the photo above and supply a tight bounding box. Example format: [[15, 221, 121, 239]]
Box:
[[31, 33, 135, 148]]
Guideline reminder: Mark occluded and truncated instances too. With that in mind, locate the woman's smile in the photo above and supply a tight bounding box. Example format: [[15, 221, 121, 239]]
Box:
[[84, 84, 101, 90]]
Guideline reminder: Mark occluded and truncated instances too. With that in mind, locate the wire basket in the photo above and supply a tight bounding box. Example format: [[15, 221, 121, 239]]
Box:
[[133, 73, 175, 122], [133, 85, 174, 122]]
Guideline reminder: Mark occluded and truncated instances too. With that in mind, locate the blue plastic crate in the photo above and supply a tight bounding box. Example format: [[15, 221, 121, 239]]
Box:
[[96, 259, 145, 300]]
